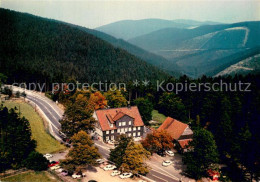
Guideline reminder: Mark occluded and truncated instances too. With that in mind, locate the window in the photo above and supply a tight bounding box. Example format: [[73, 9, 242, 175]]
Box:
[[129, 127, 132, 132], [133, 127, 136, 131], [106, 131, 109, 134], [119, 122, 121, 126], [138, 132, 141, 136], [133, 133, 136, 137], [111, 136, 114, 140], [125, 128, 127, 132], [106, 136, 109, 141], [111, 130, 114, 134], [122, 122, 126, 126], [138, 126, 141, 130], [128, 133, 131, 137], [129, 121, 131, 125]]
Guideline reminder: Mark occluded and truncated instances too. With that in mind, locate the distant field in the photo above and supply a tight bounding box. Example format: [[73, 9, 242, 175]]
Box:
[[1, 171, 58, 182], [2, 100, 66, 154]]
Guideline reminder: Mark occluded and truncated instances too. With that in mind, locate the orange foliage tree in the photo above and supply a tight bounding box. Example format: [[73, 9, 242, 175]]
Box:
[[141, 130, 174, 155]]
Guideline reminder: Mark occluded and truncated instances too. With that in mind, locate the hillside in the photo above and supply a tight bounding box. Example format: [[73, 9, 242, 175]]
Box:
[[128, 21, 260, 77], [70, 25, 182, 76], [0, 8, 169, 86], [95, 19, 190, 40], [215, 54, 260, 77]]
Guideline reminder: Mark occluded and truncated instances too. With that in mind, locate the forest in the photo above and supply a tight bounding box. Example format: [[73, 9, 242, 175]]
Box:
[[0, 8, 168, 89]]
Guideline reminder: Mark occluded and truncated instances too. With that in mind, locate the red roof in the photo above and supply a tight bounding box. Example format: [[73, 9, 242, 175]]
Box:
[[95, 106, 144, 131], [158, 117, 189, 140], [178, 139, 192, 149]]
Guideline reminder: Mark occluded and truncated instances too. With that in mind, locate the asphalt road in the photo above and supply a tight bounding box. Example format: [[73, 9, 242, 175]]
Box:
[[26, 94, 63, 139]]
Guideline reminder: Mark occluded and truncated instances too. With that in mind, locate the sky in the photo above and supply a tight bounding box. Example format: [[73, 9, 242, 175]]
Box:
[[1, 0, 259, 28]]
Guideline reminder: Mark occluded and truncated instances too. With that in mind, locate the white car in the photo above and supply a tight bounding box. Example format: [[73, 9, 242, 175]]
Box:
[[50, 165, 60, 170], [55, 168, 63, 173], [72, 174, 82, 179], [96, 158, 105, 164], [166, 150, 175, 156], [44, 153, 53, 159], [103, 164, 117, 171], [119, 172, 133, 179], [162, 160, 173, 167], [111, 170, 121, 176], [107, 140, 115, 145]]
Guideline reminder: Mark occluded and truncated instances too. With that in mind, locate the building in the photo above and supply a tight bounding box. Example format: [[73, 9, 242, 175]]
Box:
[[158, 117, 193, 152], [93, 106, 145, 142]]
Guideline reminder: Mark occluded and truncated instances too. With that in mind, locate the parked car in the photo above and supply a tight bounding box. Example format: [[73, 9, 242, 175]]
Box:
[[50, 165, 60, 170], [134, 137, 142, 142], [55, 168, 63, 173], [119, 173, 133, 179], [111, 170, 121, 176], [96, 158, 105, 164], [48, 161, 59, 167], [166, 150, 175, 156], [61, 170, 69, 176], [103, 164, 117, 171], [72, 173, 82, 179], [157, 151, 166, 157], [43, 153, 53, 159], [162, 160, 173, 167], [107, 140, 114, 145]]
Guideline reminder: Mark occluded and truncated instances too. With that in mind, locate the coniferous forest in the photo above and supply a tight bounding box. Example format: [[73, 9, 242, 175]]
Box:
[[0, 8, 168, 86]]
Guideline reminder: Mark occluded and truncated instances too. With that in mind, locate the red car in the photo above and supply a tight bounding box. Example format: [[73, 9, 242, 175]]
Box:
[[48, 161, 59, 168]]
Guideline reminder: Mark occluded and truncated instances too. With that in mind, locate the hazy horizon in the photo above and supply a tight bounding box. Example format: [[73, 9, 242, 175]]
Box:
[[1, 0, 259, 29]]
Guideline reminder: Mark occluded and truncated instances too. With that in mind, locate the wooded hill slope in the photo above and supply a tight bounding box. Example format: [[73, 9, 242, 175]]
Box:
[[0, 8, 169, 86]]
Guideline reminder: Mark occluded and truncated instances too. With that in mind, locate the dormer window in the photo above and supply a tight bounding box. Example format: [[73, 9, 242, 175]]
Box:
[[129, 121, 131, 125]]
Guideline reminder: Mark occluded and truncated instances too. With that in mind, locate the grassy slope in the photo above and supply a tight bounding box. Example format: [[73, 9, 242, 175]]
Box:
[[3, 100, 66, 154], [1, 171, 58, 182], [151, 110, 167, 129]]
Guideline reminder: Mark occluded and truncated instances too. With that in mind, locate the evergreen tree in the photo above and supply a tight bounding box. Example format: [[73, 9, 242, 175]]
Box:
[[0, 107, 36, 171], [109, 135, 132, 167], [183, 128, 219, 179], [133, 97, 153, 125], [158, 92, 188, 122]]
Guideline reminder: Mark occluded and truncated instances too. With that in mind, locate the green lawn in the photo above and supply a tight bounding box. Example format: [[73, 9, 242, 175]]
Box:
[[151, 110, 167, 129], [2, 100, 66, 154], [1, 171, 58, 182], [152, 110, 167, 123]]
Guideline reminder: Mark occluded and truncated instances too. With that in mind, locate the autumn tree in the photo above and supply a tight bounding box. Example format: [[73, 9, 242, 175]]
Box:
[[104, 88, 127, 108], [133, 97, 153, 125], [141, 130, 174, 155], [61, 131, 101, 172], [109, 134, 132, 167], [89, 91, 107, 110], [183, 128, 219, 179], [120, 141, 150, 175], [61, 93, 96, 137]]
